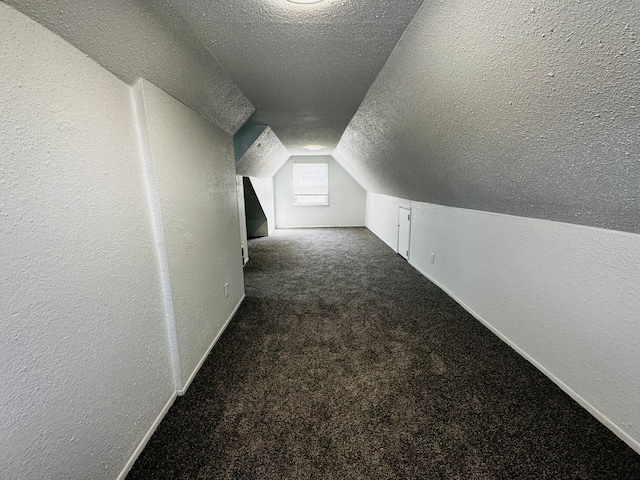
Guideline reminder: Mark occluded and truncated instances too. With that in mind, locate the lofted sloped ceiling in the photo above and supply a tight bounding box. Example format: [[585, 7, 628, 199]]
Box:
[[236, 127, 290, 178], [164, 0, 424, 156], [335, 0, 640, 234], [7, 0, 638, 233], [5, 0, 423, 157], [4, 0, 255, 134]]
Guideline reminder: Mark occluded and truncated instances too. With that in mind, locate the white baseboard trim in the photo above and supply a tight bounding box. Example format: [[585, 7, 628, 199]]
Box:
[[408, 259, 640, 455], [117, 391, 178, 480], [115, 294, 246, 479], [275, 224, 365, 229], [178, 293, 246, 396], [365, 226, 397, 252]]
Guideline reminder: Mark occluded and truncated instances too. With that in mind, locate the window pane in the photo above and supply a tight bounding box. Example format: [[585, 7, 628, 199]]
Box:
[[293, 163, 328, 195]]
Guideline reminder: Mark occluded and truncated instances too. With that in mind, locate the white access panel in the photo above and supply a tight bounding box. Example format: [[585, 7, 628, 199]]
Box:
[[398, 207, 411, 260]]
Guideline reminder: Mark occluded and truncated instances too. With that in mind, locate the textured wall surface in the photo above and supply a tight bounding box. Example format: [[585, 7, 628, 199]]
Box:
[[4, 0, 255, 134], [336, 1, 640, 233], [367, 193, 640, 453], [274, 156, 366, 228], [236, 127, 290, 178], [0, 5, 175, 478], [136, 79, 245, 389]]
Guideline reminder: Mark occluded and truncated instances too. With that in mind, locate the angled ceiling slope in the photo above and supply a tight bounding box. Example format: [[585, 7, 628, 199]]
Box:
[[236, 126, 290, 178], [165, 0, 424, 156], [234, 124, 269, 162], [335, 1, 640, 234], [5, 0, 255, 134]]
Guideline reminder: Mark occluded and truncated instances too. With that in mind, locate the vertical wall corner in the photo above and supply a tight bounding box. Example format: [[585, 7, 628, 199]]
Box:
[[131, 78, 183, 392]]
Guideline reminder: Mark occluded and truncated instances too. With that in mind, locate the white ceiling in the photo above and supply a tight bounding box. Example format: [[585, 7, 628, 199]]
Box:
[[165, 0, 424, 155]]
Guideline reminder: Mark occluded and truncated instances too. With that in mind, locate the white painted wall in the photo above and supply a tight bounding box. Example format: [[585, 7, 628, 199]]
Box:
[[366, 193, 410, 251], [0, 5, 175, 479], [366, 193, 640, 453], [249, 176, 276, 236], [275, 155, 366, 228], [135, 79, 245, 392], [236, 176, 249, 265], [1, 6, 248, 478]]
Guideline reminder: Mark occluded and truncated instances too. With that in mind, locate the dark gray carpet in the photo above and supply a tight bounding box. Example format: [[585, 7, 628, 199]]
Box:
[[128, 227, 640, 479]]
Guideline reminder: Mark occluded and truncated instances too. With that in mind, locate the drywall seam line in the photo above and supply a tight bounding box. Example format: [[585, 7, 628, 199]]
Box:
[[131, 78, 183, 391], [116, 390, 178, 480], [178, 293, 246, 396], [407, 257, 640, 456]]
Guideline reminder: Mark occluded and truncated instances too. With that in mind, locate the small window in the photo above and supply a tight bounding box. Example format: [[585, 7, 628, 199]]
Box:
[[293, 163, 328, 206]]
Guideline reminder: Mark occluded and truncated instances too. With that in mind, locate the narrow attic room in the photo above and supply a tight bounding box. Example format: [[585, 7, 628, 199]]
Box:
[[1, 1, 639, 479]]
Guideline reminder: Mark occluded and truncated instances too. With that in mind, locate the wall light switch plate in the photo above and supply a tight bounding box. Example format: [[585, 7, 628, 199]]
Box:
[[431, 253, 435, 264], [224, 282, 229, 298]]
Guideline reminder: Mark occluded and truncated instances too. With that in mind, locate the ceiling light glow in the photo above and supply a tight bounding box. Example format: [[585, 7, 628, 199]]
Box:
[[287, 0, 324, 3], [304, 144, 323, 150]]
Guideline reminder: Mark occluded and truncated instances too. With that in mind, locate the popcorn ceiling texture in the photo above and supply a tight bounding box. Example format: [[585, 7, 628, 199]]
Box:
[[165, 0, 424, 155], [4, 0, 255, 134], [236, 127, 290, 178], [335, 1, 640, 233]]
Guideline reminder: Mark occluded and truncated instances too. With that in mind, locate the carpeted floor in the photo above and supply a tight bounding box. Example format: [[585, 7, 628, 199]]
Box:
[[128, 227, 640, 479]]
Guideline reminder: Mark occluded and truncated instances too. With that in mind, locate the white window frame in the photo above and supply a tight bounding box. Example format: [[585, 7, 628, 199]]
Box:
[[292, 163, 329, 206]]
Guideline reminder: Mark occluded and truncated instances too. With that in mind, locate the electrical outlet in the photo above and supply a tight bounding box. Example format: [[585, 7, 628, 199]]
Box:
[[431, 253, 435, 264], [224, 282, 229, 298]]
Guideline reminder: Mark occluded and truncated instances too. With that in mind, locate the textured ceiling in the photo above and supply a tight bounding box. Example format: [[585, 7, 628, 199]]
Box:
[[335, 0, 640, 233], [4, 0, 254, 134], [165, 0, 424, 156], [236, 127, 290, 178], [6, 0, 638, 232]]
